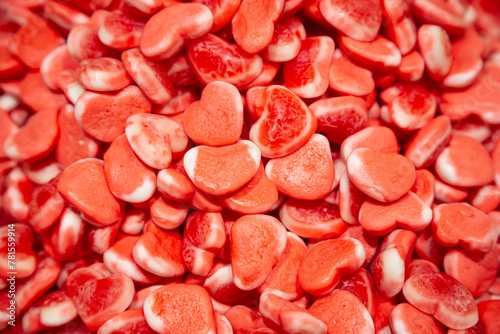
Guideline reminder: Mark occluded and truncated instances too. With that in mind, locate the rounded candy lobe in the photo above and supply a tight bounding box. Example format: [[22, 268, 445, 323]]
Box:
[[279, 198, 348, 239], [359, 191, 433, 236], [76, 57, 132, 92], [257, 232, 307, 300], [103, 135, 156, 203], [98, 9, 145, 50], [339, 34, 402, 73], [261, 16, 305, 63], [396, 50, 425, 82], [182, 212, 226, 276], [4, 108, 59, 163], [192, 0, 241, 33], [140, 3, 213, 60], [57, 158, 124, 226], [143, 284, 216, 334], [283, 36, 335, 99], [319, 0, 382, 42], [121, 48, 174, 105], [435, 134, 495, 188], [149, 195, 190, 230], [432, 202, 498, 253], [11, 14, 65, 70], [97, 309, 156, 334], [231, 0, 284, 54], [259, 292, 327, 334], [56, 104, 100, 169], [74, 85, 152, 143], [309, 289, 375, 334], [184, 81, 244, 147], [184, 140, 261, 196], [389, 303, 446, 334], [340, 126, 399, 162], [133, 221, 186, 278], [67, 268, 135, 331], [443, 247, 498, 298], [329, 50, 375, 97], [405, 115, 452, 169], [402, 273, 479, 330], [372, 229, 417, 299], [125, 113, 188, 170], [103, 235, 162, 284], [337, 268, 377, 318], [298, 237, 366, 296], [417, 24, 453, 81], [388, 85, 437, 131], [217, 162, 279, 214], [249, 85, 317, 158], [477, 300, 500, 334], [230, 215, 288, 290], [187, 34, 263, 88], [40, 44, 79, 91], [309, 95, 368, 145], [346, 148, 416, 203], [265, 133, 334, 200]]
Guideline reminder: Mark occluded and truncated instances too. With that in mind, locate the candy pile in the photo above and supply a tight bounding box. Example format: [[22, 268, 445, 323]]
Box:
[[1, 0, 500, 333]]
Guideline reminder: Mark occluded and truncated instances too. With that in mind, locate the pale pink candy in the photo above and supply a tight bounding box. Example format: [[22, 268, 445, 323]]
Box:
[[417, 25, 453, 80], [283, 36, 335, 99], [140, 3, 213, 60], [39, 290, 78, 328], [259, 292, 327, 334], [372, 229, 417, 299], [125, 113, 188, 170], [103, 235, 162, 284], [402, 273, 478, 330]]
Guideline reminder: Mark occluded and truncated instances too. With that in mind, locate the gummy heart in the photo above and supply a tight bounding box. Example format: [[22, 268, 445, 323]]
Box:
[[67, 267, 135, 331], [402, 273, 478, 330], [74, 85, 152, 143], [183, 81, 244, 147], [346, 148, 416, 203], [140, 3, 213, 60]]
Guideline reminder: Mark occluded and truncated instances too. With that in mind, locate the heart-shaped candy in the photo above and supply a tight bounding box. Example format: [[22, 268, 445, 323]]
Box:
[[184, 81, 244, 147], [347, 148, 416, 203], [403, 273, 478, 330], [140, 3, 213, 60], [67, 267, 135, 331], [74, 86, 152, 143]]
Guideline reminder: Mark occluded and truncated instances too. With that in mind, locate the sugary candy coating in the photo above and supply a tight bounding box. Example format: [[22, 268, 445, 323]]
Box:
[[140, 3, 213, 60], [249, 85, 317, 158], [184, 140, 261, 196], [265, 134, 334, 200], [403, 273, 479, 330], [103, 134, 156, 203], [67, 268, 135, 331], [231, 215, 287, 290], [372, 229, 417, 299], [57, 158, 124, 226], [309, 289, 375, 334], [432, 202, 498, 253], [279, 198, 347, 239], [389, 303, 446, 334], [298, 237, 365, 296], [183, 81, 244, 147], [74, 86, 152, 143], [319, 0, 382, 42], [346, 148, 416, 203], [143, 283, 216, 334]]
